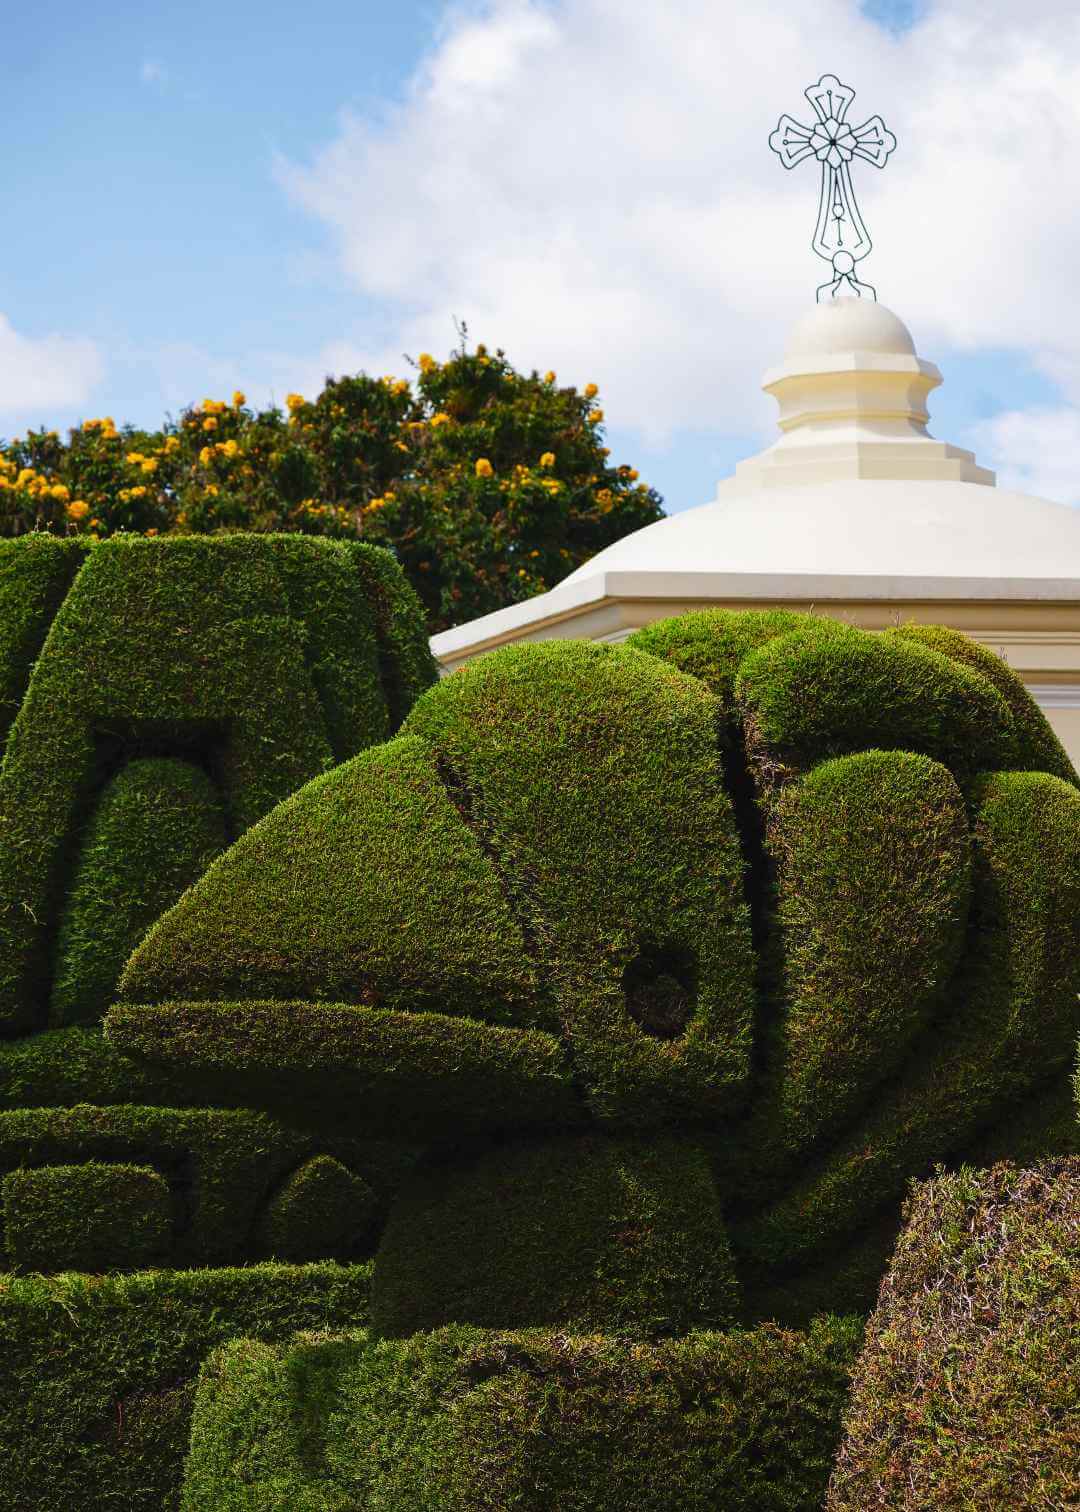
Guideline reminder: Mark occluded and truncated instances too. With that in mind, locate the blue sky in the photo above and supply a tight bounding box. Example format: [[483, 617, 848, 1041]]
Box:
[[3, 0, 1078, 516]]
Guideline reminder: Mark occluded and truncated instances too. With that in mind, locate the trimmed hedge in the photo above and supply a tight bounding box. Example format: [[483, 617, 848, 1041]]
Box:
[[120, 736, 548, 1029], [827, 1161, 1080, 1510], [50, 758, 229, 1027], [0, 533, 89, 748], [256, 1154, 378, 1264], [182, 1317, 862, 1511], [733, 767, 1080, 1275], [728, 749, 971, 1193], [114, 641, 758, 1131], [2, 1160, 171, 1271], [106, 618, 1080, 1325], [0, 1024, 232, 1110], [0, 1104, 412, 1270], [371, 1133, 740, 1339], [0, 534, 435, 1033], [0, 1260, 372, 1512], [887, 621, 1078, 785], [400, 641, 756, 1126]]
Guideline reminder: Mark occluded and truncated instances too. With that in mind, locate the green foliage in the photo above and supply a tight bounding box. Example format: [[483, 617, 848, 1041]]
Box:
[[0, 1026, 220, 1111], [0, 533, 435, 1033], [114, 640, 757, 1131], [0, 533, 88, 746], [182, 1318, 862, 1512], [734, 768, 1080, 1274], [727, 750, 972, 1195], [735, 618, 1015, 782], [827, 1161, 1080, 1510], [371, 1134, 740, 1339], [108, 617, 1080, 1325], [256, 1155, 379, 1264], [0, 339, 662, 632], [0, 1104, 411, 1270], [887, 621, 1078, 784], [50, 758, 229, 1027], [0, 1260, 372, 1512], [3, 1161, 170, 1271]]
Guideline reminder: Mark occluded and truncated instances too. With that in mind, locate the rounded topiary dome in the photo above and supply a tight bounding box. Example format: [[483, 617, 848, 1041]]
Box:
[[108, 611, 1080, 1319]]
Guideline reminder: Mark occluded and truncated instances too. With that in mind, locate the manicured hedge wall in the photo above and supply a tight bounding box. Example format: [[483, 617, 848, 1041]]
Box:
[[0, 1260, 372, 1512], [827, 1160, 1080, 1510], [182, 1317, 862, 1512], [2, 1160, 171, 1271], [0, 1104, 412, 1271], [371, 1133, 740, 1339], [0, 533, 435, 1033]]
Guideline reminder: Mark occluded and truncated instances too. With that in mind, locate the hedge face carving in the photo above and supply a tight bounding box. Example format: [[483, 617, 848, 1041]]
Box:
[[0, 534, 437, 1277], [108, 613, 1080, 1324]]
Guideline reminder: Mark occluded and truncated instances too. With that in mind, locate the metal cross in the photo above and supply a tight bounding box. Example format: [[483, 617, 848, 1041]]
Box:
[[769, 74, 897, 302]]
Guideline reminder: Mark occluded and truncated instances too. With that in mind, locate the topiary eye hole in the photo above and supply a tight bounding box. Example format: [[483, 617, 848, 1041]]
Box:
[[622, 942, 697, 1040]]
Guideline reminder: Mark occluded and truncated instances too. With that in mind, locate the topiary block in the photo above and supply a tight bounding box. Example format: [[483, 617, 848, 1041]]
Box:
[[0, 1260, 373, 1512], [2, 1161, 171, 1271], [0, 534, 436, 1033], [370, 1133, 740, 1339], [827, 1159, 1080, 1510], [255, 1154, 378, 1263], [181, 1318, 862, 1512]]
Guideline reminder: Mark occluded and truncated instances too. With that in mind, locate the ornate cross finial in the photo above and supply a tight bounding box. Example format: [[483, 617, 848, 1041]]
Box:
[[769, 74, 897, 302]]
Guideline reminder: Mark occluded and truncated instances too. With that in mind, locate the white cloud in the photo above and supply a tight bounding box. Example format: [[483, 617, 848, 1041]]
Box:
[[973, 407, 1080, 505], [275, 0, 1080, 473], [0, 314, 103, 420]]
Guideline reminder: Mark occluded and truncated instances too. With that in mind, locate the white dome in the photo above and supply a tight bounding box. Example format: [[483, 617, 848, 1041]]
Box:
[[431, 298, 1080, 672], [784, 298, 916, 359], [561, 479, 1080, 586]]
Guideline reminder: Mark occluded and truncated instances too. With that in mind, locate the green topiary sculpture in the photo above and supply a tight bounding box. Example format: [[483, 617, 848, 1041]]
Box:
[[0, 533, 437, 1509], [107, 612, 1080, 1333]]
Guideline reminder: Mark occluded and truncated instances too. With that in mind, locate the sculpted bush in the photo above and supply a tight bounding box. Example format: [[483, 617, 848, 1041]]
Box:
[[109, 613, 1080, 1326]]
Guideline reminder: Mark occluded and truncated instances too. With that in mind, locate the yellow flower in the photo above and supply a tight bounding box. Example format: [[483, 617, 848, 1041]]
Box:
[[222, 440, 240, 458], [89, 517, 100, 528], [544, 370, 556, 384], [584, 383, 598, 399], [16, 469, 35, 486], [202, 417, 218, 432], [199, 447, 213, 466], [145, 527, 158, 537], [126, 452, 144, 466], [285, 393, 305, 412], [394, 441, 409, 452], [600, 447, 611, 457], [475, 458, 494, 478], [206, 484, 219, 497], [628, 468, 639, 481], [164, 436, 180, 453], [539, 451, 555, 469], [476, 344, 487, 357], [141, 458, 158, 474], [430, 412, 452, 428], [418, 353, 436, 374], [587, 409, 604, 425], [66, 499, 89, 520], [232, 390, 246, 407], [50, 483, 70, 502], [201, 398, 226, 415], [392, 379, 409, 396]]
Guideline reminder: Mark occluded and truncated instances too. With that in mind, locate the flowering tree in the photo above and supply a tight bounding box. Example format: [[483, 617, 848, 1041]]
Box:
[[0, 336, 662, 632]]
